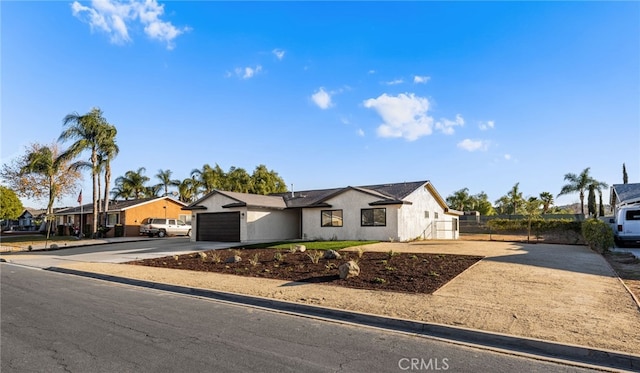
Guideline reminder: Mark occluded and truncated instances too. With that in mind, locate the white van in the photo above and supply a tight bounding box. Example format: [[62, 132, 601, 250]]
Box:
[[612, 204, 640, 246]]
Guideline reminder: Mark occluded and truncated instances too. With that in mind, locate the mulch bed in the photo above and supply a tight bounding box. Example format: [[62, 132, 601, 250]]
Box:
[[127, 248, 484, 294]]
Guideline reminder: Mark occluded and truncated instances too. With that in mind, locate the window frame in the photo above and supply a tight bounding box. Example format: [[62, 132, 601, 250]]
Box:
[[361, 208, 387, 227], [321, 209, 343, 227]]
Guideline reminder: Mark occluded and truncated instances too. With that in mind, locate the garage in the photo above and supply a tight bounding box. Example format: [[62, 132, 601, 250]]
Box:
[[196, 212, 241, 242]]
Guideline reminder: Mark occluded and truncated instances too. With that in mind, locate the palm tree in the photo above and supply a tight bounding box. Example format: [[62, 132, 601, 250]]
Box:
[[178, 177, 198, 203], [539, 192, 554, 214], [506, 183, 524, 215], [59, 107, 112, 236], [446, 188, 471, 211], [114, 167, 150, 199], [20, 146, 64, 240], [191, 163, 225, 196], [557, 168, 597, 216], [156, 169, 180, 197], [98, 125, 118, 226]]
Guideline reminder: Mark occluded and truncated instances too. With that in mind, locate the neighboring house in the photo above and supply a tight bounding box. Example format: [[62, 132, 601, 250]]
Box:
[[610, 183, 640, 214], [18, 209, 46, 231], [55, 196, 188, 237], [184, 180, 462, 243]]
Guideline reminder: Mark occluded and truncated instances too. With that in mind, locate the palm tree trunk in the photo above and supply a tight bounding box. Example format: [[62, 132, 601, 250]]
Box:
[[579, 191, 585, 215], [92, 149, 99, 237], [103, 162, 111, 227]]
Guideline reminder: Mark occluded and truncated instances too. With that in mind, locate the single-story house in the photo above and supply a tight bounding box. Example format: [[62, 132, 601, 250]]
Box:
[[183, 180, 462, 243], [17, 209, 46, 231], [610, 183, 640, 214], [54, 196, 189, 237]]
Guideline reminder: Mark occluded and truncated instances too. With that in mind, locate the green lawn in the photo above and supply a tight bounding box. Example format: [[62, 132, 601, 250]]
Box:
[[266, 240, 378, 251], [0, 234, 79, 243]]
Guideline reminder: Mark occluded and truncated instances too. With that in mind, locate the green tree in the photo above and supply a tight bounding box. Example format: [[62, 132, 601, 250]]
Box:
[[623, 163, 628, 184], [470, 191, 495, 216], [446, 188, 472, 211], [98, 125, 119, 227], [224, 166, 251, 193], [156, 169, 180, 197], [178, 177, 199, 203], [113, 167, 150, 199], [599, 193, 605, 217], [191, 163, 225, 197], [539, 192, 554, 214], [59, 107, 114, 235], [249, 164, 287, 195], [587, 184, 596, 217], [0, 186, 23, 221], [13, 144, 81, 239], [558, 167, 597, 216], [523, 197, 542, 242]]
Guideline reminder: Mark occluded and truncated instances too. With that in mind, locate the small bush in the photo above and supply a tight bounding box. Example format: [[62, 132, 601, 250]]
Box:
[[249, 253, 260, 266], [211, 252, 221, 263], [306, 250, 323, 264], [581, 218, 614, 253], [372, 277, 386, 284], [274, 251, 285, 262]]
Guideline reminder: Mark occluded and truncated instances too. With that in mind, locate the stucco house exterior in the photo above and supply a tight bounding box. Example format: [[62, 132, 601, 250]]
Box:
[[55, 196, 188, 237], [184, 180, 461, 243], [610, 183, 640, 211]]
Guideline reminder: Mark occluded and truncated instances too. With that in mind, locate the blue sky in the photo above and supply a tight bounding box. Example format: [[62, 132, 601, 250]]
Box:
[[2, 1, 639, 210]]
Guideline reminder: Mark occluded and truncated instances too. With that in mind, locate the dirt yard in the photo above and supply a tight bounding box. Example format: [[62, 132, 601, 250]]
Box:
[[60, 240, 640, 355]]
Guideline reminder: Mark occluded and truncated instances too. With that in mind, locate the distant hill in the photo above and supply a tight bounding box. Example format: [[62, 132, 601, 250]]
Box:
[[556, 203, 612, 215]]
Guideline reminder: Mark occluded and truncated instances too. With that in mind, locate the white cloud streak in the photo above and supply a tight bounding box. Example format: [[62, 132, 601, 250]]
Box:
[[384, 79, 404, 85], [71, 0, 189, 50], [457, 139, 490, 152], [413, 75, 430, 84], [311, 87, 332, 109], [435, 114, 464, 135], [363, 93, 433, 141], [272, 48, 286, 60], [234, 65, 263, 79], [479, 120, 495, 130]]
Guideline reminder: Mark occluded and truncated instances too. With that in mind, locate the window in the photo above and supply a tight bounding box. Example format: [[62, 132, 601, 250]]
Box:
[[168, 219, 176, 225], [434, 212, 439, 219], [424, 211, 429, 219], [361, 208, 386, 226], [626, 210, 640, 221], [106, 213, 119, 226], [179, 214, 191, 223], [321, 210, 343, 227], [452, 218, 458, 232]]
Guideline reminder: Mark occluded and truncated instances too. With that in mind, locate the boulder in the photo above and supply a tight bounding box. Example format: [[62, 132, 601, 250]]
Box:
[[323, 249, 341, 260], [225, 255, 242, 263], [295, 244, 306, 253], [339, 261, 360, 279]]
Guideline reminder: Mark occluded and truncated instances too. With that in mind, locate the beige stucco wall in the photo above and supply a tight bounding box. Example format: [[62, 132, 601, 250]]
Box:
[[301, 189, 400, 241], [190, 193, 297, 242], [397, 185, 459, 240], [247, 209, 299, 241]]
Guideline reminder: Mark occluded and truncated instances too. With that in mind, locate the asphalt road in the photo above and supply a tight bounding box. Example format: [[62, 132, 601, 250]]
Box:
[[1, 264, 600, 373]]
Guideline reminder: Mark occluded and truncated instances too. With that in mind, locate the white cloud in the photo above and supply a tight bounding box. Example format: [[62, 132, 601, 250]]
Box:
[[71, 0, 189, 50], [234, 65, 262, 79], [504, 153, 511, 160], [368, 69, 376, 75], [457, 139, 490, 152], [311, 87, 332, 109], [413, 75, 430, 84], [479, 120, 495, 130], [363, 93, 433, 141], [272, 48, 286, 60], [384, 79, 404, 85], [435, 114, 464, 135], [357, 129, 365, 137]]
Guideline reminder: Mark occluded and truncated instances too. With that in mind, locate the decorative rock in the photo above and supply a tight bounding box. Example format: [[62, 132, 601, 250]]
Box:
[[225, 255, 242, 263], [295, 244, 306, 253], [50, 244, 59, 249], [323, 249, 341, 260], [339, 260, 360, 279]]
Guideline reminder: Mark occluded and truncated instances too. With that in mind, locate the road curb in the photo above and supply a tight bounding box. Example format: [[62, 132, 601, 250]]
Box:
[[47, 266, 640, 372]]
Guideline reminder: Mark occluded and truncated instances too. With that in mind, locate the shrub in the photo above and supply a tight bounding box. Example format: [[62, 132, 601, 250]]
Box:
[[249, 253, 260, 266], [274, 251, 285, 262], [306, 250, 323, 264], [581, 218, 614, 253]]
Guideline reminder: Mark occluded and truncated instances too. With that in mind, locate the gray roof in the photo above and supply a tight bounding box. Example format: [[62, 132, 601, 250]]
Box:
[[55, 197, 185, 215], [612, 183, 640, 205], [186, 181, 432, 210]]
